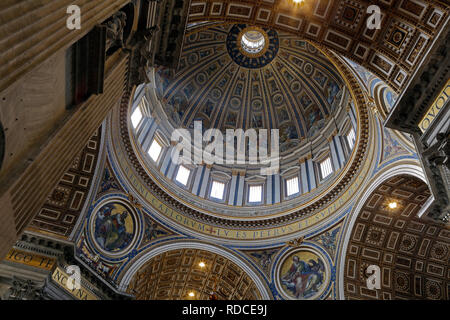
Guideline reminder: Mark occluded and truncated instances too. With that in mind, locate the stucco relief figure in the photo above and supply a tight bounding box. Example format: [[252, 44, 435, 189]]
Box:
[[137, 25, 160, 83], [281, 254, 325, 299], [105, 11, 127, 52]]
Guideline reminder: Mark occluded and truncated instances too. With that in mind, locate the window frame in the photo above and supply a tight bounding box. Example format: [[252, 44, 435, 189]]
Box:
[[346, 127, 356, 150], [319, 157, 333, 180], [209, 180, 226, 201], [131, 106, 143, 129], [147, 138, 164, 164], [285, 175, 300, 198], [174, 165, 192, 187], [247, 184, 263, 204]]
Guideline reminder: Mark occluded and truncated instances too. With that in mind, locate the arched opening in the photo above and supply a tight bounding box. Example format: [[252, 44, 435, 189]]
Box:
[[126, 248, 263, 300], [342, 174, 448, 300]]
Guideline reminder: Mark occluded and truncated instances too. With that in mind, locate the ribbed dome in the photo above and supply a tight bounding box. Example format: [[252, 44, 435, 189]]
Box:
[[127, 23, 361, 217], [155, 24, 346, 154]]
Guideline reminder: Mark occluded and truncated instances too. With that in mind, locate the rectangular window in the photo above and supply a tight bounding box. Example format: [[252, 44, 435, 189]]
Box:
[[347, 128, 356, 149], [248, 185, 262, 203], [131, 107, 143, 128], [210, 181, 225, 200], [148, 139, 163, 163], [175, 165, 191, 186], [320, 157, 333, 179], [286, 176, 300, 197]]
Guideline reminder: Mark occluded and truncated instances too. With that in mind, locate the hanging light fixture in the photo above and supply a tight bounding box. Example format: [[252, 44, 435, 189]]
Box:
[[388, 201, 398, 209]]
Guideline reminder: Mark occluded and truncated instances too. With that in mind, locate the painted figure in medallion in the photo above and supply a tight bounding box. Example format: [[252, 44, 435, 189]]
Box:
[[280, 252, 326, 299], [94, 203, 134, 252]]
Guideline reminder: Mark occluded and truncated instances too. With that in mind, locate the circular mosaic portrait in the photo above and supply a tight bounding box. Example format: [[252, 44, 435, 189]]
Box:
[[276, 248, 330, 300], [90, 200, 138, 255]]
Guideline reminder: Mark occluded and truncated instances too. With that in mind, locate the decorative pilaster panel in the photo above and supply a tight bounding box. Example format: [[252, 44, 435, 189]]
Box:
[[192, 166, 205, 196], [330, 139, 340, 170], [199, 166, 211, 198], [300, 160, 308, 194], [228, 171, 238, 205], [266, 174, 273, 204], [141, 119, 157, 152], [273, 174, 281, 204], [160, 146, 173, 175], [334, 136, 346, 167], [235, 173, 245, 206], [306, 158, 317, 190]]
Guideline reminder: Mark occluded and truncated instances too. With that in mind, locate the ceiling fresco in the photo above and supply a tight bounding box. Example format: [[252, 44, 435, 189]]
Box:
[[115, 42, 373, 238], [2, 0, 449, 304], [28, 97, 430, 301], [186, 0, 450, 93], [155, 24, 346, 153]]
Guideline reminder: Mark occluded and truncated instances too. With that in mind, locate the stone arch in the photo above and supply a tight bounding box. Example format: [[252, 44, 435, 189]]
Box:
[[118, 240, 272, 299], [338, 164, 449, 299], [187, 0, 449, 93]]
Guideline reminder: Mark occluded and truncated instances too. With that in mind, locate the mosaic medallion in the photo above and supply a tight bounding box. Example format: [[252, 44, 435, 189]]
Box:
[[276, 248, 330, 300], [90, 199, 138, 255], [226, 24, 279, 69]]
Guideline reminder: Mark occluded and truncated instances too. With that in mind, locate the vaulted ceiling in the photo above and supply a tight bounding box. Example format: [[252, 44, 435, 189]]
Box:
[[127, 248, 262, 300], [344, 175, 449, 300], [187, 0, 450, 93]]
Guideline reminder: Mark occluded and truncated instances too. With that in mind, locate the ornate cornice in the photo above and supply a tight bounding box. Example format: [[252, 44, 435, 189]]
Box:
[[385, 23, 450, 134]]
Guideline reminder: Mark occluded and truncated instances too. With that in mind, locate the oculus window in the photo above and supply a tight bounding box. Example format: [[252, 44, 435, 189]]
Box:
[[241, 31, 265, 54]]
